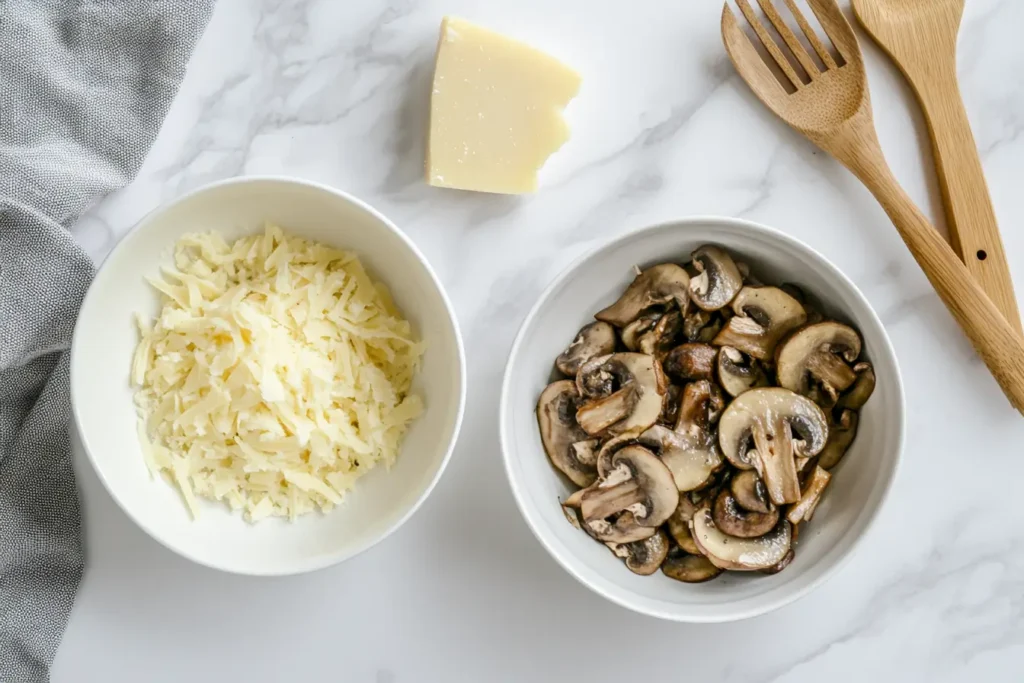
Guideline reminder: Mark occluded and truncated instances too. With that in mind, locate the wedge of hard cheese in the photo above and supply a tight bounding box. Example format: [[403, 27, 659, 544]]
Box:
[[426, 17, 582, 194]]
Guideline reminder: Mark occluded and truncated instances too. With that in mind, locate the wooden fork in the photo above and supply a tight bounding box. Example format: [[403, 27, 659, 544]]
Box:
[[722, 0, 1024, 414]]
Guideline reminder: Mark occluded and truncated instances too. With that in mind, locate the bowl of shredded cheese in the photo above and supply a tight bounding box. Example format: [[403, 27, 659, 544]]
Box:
[[71, 177, 466, 575]]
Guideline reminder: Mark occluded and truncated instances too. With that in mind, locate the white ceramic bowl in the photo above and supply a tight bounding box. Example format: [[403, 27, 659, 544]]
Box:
[[71, 176, 466, 575], [500, 217, 904, 622]]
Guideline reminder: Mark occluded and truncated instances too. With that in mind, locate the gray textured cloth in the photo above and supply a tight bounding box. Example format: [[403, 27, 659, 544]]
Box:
[[0, 2, 213, 680]]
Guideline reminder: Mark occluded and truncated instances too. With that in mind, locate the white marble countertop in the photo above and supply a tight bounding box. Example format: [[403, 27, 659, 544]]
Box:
[[53, 0, 1024, 680]]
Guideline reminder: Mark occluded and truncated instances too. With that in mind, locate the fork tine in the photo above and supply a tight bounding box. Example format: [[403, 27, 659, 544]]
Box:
[[757, 0, 820, 78], [735, 0, 804, 90], [783, 0, 838, 69], [722, 4, 790, 102], [804, 0, 861, 65]]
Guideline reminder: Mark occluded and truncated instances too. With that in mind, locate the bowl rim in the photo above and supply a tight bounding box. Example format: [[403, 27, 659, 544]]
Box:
[[70, 174, 468, 576], [499, 215, 906, 622]]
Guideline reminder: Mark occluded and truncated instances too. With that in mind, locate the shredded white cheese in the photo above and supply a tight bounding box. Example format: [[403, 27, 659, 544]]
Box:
[[132, 224, 425, 522]]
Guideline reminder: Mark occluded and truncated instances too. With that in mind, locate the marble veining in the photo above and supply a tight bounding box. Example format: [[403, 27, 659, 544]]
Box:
[[57, 1, 1024, 681]]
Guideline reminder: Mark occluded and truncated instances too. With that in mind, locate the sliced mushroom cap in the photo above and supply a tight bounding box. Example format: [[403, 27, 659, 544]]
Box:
[[729, 470, 773, 514], [537, 381, 597, 487], [584, 511, 657, 544], [776, 322, 862, 403], [675, 379, 726, 434], [664, 343, 718, 382], [595, 264, 691, 327], [682, 309, 714, 341], [712, 286, 807, 360], [564, 488, 648, 543], [621, 313, 661, 352], [818, 409, 858, 470], [576, 354, 613, 399], [691, 506, 792, 571], [570, 439, 600, 468], [712, 487, 779, 538], [717, 346, 767, 397], [638, 310, 684, 356], [575, 354, 667, 436], [662, 548, 723, 583], [609, 528, 670, 575], [595, 433, 640, 477], [636, 380, 726, 492], [718, 388, 829, 505], [658, 385, 682, 427], [838, 362, 875, 410], [759, 549, 795, 575], [580, 446, 679, 529], [666, 497, 702, 554], [780, 283, 824, 324], [688, 245, 744, 311], [786, 465, 832, 524], [638, 424, 723, 493], [556, 322, 617, 377], [562, 491, 584, 530]]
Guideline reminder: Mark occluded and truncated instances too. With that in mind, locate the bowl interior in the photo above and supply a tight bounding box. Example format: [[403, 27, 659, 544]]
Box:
[[71, 178, 465, 575], [501, 218, 903, 621]]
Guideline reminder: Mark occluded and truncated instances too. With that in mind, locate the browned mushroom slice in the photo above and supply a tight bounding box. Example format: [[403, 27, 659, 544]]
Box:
[[562, 496, 584, 530], [570, 439, 600, 468], [566, 490, 657, 543], [682, 309, 714, 341], [661, 547, 723, 583], [584, 511, 657, 544], [690, 506, 793, 571], [621, 313, 661, 352], [776, 322, 862, 404], [795, 455, 816, 475], [537, 381, 597, 487], [575, 354, 615, 398], [718, 388, 829, 506], [716, 346, 767, 397], [818, 409, 858, 470], [666, 497, 702, 554], [638, 425, 722, 493], [729, 470, 773, 514], [555, 321, 617, 377], [759, 549, 795, 575], [579, 446, 679, 538], [637, 380, 726, 492], [638, 310, 684, 356], [675, 378, 726, 431], [838, 362, 875, 410], [596, 264, 691, 327], [663, 343, 718, 382], [575, 354, 666, 436], [787, 465, 832, 524], [658, 385, 682, 427], [711, 487, 779, 538], [609, 528, 670, 575], [594, 433, 641, 477], [688, 245, 744, 311], [712, 286, 807, 360], [780, 283, 824, 324]]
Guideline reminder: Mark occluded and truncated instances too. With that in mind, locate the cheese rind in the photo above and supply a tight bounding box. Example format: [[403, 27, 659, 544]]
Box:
[[427, 17, 582, 194]]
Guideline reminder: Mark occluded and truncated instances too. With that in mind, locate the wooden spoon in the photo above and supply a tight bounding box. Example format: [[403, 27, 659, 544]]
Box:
[[853, 0, 1021, 332], [721, 0, 1024, 414]]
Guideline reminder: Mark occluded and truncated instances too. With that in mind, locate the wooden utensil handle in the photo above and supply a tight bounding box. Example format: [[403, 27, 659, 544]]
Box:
[[916, 66, 1022, 331], [843, 144, 1024, 414]]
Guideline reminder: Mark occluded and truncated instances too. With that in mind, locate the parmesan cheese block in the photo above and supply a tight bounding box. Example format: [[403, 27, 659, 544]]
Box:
[[426, 16, 582, 194], [131, 225, 424, 522]]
